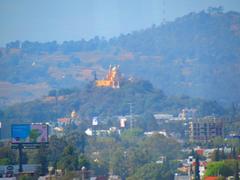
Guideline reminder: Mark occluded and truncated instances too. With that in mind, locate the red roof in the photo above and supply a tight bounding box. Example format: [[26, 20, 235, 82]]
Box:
[[196, 149, 204, 155], [58, 118, 71, 123], [204, 176, 218, 180], [192, 161, 208, 167]]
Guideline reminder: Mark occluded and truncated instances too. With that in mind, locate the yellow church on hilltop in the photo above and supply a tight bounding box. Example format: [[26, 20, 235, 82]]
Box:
[[96, 65, 121, 88]]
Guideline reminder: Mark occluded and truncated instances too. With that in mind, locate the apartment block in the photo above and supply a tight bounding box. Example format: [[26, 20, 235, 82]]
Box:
[[189, 118, 223, 142]]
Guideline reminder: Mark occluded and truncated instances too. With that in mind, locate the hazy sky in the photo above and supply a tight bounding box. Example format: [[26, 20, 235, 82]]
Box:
[[0, 0, 240, 46]]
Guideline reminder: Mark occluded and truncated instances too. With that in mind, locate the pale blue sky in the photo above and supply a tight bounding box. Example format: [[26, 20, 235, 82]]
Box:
[[0, 0, 240, 46]]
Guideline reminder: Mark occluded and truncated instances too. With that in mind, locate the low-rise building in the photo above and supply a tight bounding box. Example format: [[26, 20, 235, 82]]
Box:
[[154, 113, 174, 121], [57, 118, 71, 126], [144, 130, 168, 137], [174, 174, 190, 180]]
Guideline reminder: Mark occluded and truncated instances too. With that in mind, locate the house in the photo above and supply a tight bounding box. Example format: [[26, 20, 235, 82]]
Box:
[[57, 118, 71, 125], [204, 176, 218, 180], [144, 130, 168, 137], [174, 173, 190, 180]]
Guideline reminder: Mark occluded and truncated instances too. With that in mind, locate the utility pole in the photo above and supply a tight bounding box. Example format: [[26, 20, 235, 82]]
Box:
[[194, 154, 200, 180], [128, 103, 133, 130], [162, 0, 166, 24]]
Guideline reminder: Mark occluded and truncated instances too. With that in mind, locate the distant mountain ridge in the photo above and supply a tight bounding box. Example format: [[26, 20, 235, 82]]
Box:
[[0, 9, 240, 105]]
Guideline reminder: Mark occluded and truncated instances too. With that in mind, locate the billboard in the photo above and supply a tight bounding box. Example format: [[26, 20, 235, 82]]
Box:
[[120, 117, 127, 128], [92, 117, 98, 126], [11, 124, 48, 144]]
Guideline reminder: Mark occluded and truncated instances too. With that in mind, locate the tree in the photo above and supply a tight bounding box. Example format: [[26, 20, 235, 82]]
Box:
[[87, 136, 119, 176], [211, 148, 220, 161], [0, 146, 16, 165], [18, 174, 38, 180], [139, 134, 182, 160], [207, 6, 224, 14], [204, 160, 236, 177], [121, 128, 144, 145], [57, 145, 79, 172], [47, 135, 67, 167], [6, 41, 20, 49], [109, 147, 128, 179], [220, 148, 226, 160], [35, 145, 48, 175], [79, 155, 90, 169], [232, 146, 237, 159], [137, 113, 158, 131], [64, 132, 86, 153], [48, 90, 57, 97], [234, 161, 239, 180], [212, 137, 225, 147], [127, 162, 173, 180]]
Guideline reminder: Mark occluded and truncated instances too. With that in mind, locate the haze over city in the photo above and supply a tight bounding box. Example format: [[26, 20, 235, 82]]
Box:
[[0, 0, 240, 179]]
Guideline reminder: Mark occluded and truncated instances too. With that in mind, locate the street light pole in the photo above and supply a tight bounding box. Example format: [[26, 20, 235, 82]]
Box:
[[48, 166, 53, 180], [81, 166, 86, 180]]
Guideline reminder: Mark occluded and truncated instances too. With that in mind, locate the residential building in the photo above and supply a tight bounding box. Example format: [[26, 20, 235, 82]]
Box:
[[189, 117, 223, 142]]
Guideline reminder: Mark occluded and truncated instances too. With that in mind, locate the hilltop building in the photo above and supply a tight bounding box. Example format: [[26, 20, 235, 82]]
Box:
[[96, 65, 121, 88], [189, 117, 223, 142], [71, 110, 78, 119]]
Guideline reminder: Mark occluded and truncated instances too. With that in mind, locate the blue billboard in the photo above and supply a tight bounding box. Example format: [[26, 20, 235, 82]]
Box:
[[11, 124, 48, 144]]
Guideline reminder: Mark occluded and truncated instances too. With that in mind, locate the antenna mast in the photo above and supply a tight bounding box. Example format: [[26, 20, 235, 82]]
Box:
[[162, 0, 166, 24], [128, 103, 133, 130]]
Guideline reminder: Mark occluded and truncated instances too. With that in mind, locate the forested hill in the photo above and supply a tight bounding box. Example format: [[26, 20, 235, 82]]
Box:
[[109, 9, 240, 102], [1, 8, 240, 105], [1, 80, 225, 124], [111, 9, 240, 57]]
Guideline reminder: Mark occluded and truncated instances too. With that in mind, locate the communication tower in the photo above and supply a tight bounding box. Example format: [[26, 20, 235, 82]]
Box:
[[162, 0, 166, 24]]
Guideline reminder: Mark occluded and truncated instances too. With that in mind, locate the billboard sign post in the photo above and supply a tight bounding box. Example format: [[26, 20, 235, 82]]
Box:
[[11, 124, 49, 173]]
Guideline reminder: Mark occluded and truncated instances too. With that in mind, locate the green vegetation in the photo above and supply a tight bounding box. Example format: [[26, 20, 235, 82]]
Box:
[[86, 129, 182, 178], [57, 145, 79, 172], [127, 162, 174, 180], [3, 80, 225, 121], [29, 129, 41, 142], [205, 160, 238, 178], [0, 80, 226, 139], [0, 128, 183, 179], [0, 146, 16, 165]]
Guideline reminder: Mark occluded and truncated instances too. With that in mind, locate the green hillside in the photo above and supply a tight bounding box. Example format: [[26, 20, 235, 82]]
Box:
[[1, 80, 225, 123], [1, 8, 240, 104]]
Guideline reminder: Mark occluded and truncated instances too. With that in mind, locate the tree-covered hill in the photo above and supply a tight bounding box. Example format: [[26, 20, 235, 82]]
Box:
[[1, 80, 225, 124], [1, 8, 240, 104], [109, 9, 240, 102]]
